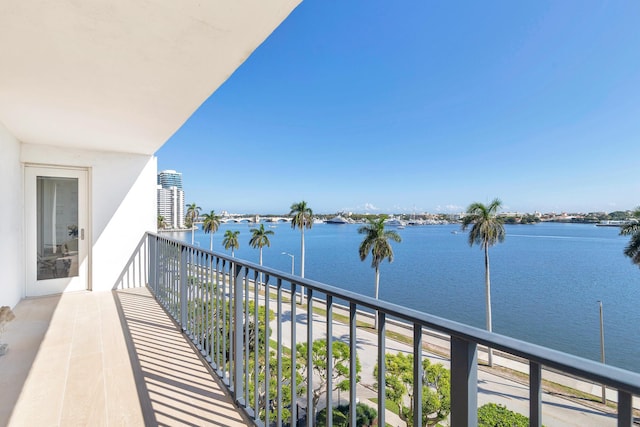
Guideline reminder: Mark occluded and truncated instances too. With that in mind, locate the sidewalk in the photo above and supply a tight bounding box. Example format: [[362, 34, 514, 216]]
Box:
[[269, 294, 620, 427]]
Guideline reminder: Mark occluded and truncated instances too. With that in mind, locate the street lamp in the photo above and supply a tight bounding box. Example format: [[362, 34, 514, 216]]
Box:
[[281, 252, 294, 275], [598, 300, 606, 404], [282, 252, 303, 304]]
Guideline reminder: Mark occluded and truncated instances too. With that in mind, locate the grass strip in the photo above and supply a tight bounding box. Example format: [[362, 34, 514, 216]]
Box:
[[269, 339, 291, 356]]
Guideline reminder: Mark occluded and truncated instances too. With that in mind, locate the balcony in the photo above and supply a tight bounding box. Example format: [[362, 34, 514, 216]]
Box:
[[0, 284, 248, 425], [2, 232, 639, 426]]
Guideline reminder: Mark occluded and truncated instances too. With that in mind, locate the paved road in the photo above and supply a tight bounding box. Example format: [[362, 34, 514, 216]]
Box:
[[268, 301, 618, 427]]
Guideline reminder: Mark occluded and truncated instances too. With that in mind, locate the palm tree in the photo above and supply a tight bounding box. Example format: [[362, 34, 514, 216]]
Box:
[[358, 215, 401, 328], [290, 201, 313, 303], [461, 198, 505, 367], [202, 210, 221, 251], [620, 207, 640, 267], [223, 230, 240, 257], [157, 215, 167, 230], [249, 224, 274, 291], [185, 202, 201, 245]]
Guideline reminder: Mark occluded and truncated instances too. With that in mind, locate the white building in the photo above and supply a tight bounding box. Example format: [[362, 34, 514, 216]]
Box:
[[157, 169, 184, 190], [157, 185, 185, 229], [157, 169, 185, 228], [0, 0, 301, 307]]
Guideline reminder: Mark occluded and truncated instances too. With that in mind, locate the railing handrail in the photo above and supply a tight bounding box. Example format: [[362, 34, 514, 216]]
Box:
[[148, 231, 640, 397]]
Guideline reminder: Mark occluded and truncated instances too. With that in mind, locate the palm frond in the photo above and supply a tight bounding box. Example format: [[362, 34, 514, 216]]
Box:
[[462, 199, 505, 249], [223, 230, 240, 251], [624, 232, 640, 267], [249, 224, 274, 249], [358, 215, 401, 268], [202, 210, 221, 234], [620, 222, 640, 236], [289, 200, 314, 230]]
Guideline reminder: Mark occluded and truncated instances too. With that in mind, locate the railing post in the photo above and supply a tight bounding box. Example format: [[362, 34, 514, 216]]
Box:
[[413, 323, 423, 425], [306, 288, 314, 427], [233, 263, 244, 405], [618, 390, 633, 427], [450, 336, 478, 427], [264, 274, 271, 425], [276, 279, 283, 427], [244, 270, 251, 409], [327, 295, 334, 427], [148, 234, 156, 292], [377, 312, 386, 427], [180, 245, 188, 330], [290, 283, 297, 425], [530, 361, 542, 427], [349, 303, 357, 427]]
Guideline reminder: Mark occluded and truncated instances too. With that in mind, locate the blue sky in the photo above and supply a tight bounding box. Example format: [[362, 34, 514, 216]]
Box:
[[157, 1, 640, 215]]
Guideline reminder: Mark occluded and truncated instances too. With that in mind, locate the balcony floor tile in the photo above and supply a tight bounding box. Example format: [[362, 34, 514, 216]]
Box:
[[0, 287, 249, 426]]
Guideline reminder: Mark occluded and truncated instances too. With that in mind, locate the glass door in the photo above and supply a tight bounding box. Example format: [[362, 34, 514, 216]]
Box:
[[25, 166, 89, 296]]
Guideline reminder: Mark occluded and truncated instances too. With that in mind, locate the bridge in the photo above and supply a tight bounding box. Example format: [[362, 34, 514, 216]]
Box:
[[218, 216, 292, 224]]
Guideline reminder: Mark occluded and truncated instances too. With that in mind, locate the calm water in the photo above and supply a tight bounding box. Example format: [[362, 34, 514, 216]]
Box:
[[169, 221, 640, 373]]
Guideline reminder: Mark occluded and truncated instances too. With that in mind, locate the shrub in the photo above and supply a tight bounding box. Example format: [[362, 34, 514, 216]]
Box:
[[316, 403, 377, 427], [478, 403, 531, 427]]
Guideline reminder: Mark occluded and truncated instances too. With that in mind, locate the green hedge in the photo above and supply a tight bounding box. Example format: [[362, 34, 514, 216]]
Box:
[[316, 403, 377, 427], [478, 403, 536, 427]]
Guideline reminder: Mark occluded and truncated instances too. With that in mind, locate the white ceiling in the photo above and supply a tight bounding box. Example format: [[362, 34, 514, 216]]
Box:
[[0, 0, 300, 155]]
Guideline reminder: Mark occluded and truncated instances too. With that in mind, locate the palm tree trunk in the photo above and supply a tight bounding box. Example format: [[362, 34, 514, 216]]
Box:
[[301, 226, 305, 278], [191, 228, 195, 245], [374, 266, 380, 329], [485, 244, 493, 367], [259, 248, 263, 292], [299, 227, 305, 304], [209, 233, 213, 251]]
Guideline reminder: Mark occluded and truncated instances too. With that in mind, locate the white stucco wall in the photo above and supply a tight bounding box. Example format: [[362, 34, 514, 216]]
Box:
[[21, 144, 156, 292], [0, 123, 24, 308]]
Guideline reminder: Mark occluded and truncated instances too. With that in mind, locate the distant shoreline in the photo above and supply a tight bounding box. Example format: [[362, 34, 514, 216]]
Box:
[[158, 227, 196, 232]]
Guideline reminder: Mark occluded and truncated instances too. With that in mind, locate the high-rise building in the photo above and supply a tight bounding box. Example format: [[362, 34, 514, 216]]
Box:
[[157, 170, 183, 190], [157, 170, 185, 229]]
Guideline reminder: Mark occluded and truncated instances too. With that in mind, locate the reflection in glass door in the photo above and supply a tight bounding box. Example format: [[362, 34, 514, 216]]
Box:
[[26, 166, 88, 297], [36, 176, 79, 280]]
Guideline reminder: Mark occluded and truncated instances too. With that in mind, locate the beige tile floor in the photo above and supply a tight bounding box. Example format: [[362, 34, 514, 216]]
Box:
[[0, 288, 249, 426]]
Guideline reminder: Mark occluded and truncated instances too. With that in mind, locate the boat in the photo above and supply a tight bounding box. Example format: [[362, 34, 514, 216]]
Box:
[[326, 215, 349, 224], [384, 217, 406, 227], [595, 220, 631, 227]]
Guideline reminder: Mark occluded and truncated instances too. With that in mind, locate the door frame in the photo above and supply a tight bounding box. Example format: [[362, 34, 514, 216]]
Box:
[[24, 164, 91, 296]]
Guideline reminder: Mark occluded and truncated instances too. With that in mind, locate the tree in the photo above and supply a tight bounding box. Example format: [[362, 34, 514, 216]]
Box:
[[202, 210, 221, 251], [358, 215, 401, 328], [619, 207, 640, 267], [478, 403, 532, 427], [373, 352, 450, 427], [249, 224, 274, 266], [185, 202, 201, 245], [296, 338, 361, 426], [157, 215, 167, 230], [609, 210, 631, 221], [248, 350, 304, 424], [249, 224, 274, 290], [222, 230, 240, 257], [461, 198, 505, 367], [316, 403, 377, 427], [290, 201, 313, 303]]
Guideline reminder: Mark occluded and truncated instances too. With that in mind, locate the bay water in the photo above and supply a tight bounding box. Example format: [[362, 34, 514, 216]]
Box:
[[168, 221, 640, 373]]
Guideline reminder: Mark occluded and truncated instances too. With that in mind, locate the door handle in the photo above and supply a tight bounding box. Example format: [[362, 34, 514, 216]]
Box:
[[81, 228, 85, 240]]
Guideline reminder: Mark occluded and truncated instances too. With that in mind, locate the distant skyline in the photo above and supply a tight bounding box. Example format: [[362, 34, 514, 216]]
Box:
[[157, 1, 640, 215]]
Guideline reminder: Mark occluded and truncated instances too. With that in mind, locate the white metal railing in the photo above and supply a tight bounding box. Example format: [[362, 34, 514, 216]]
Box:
[[144, 232, 640, 426]]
